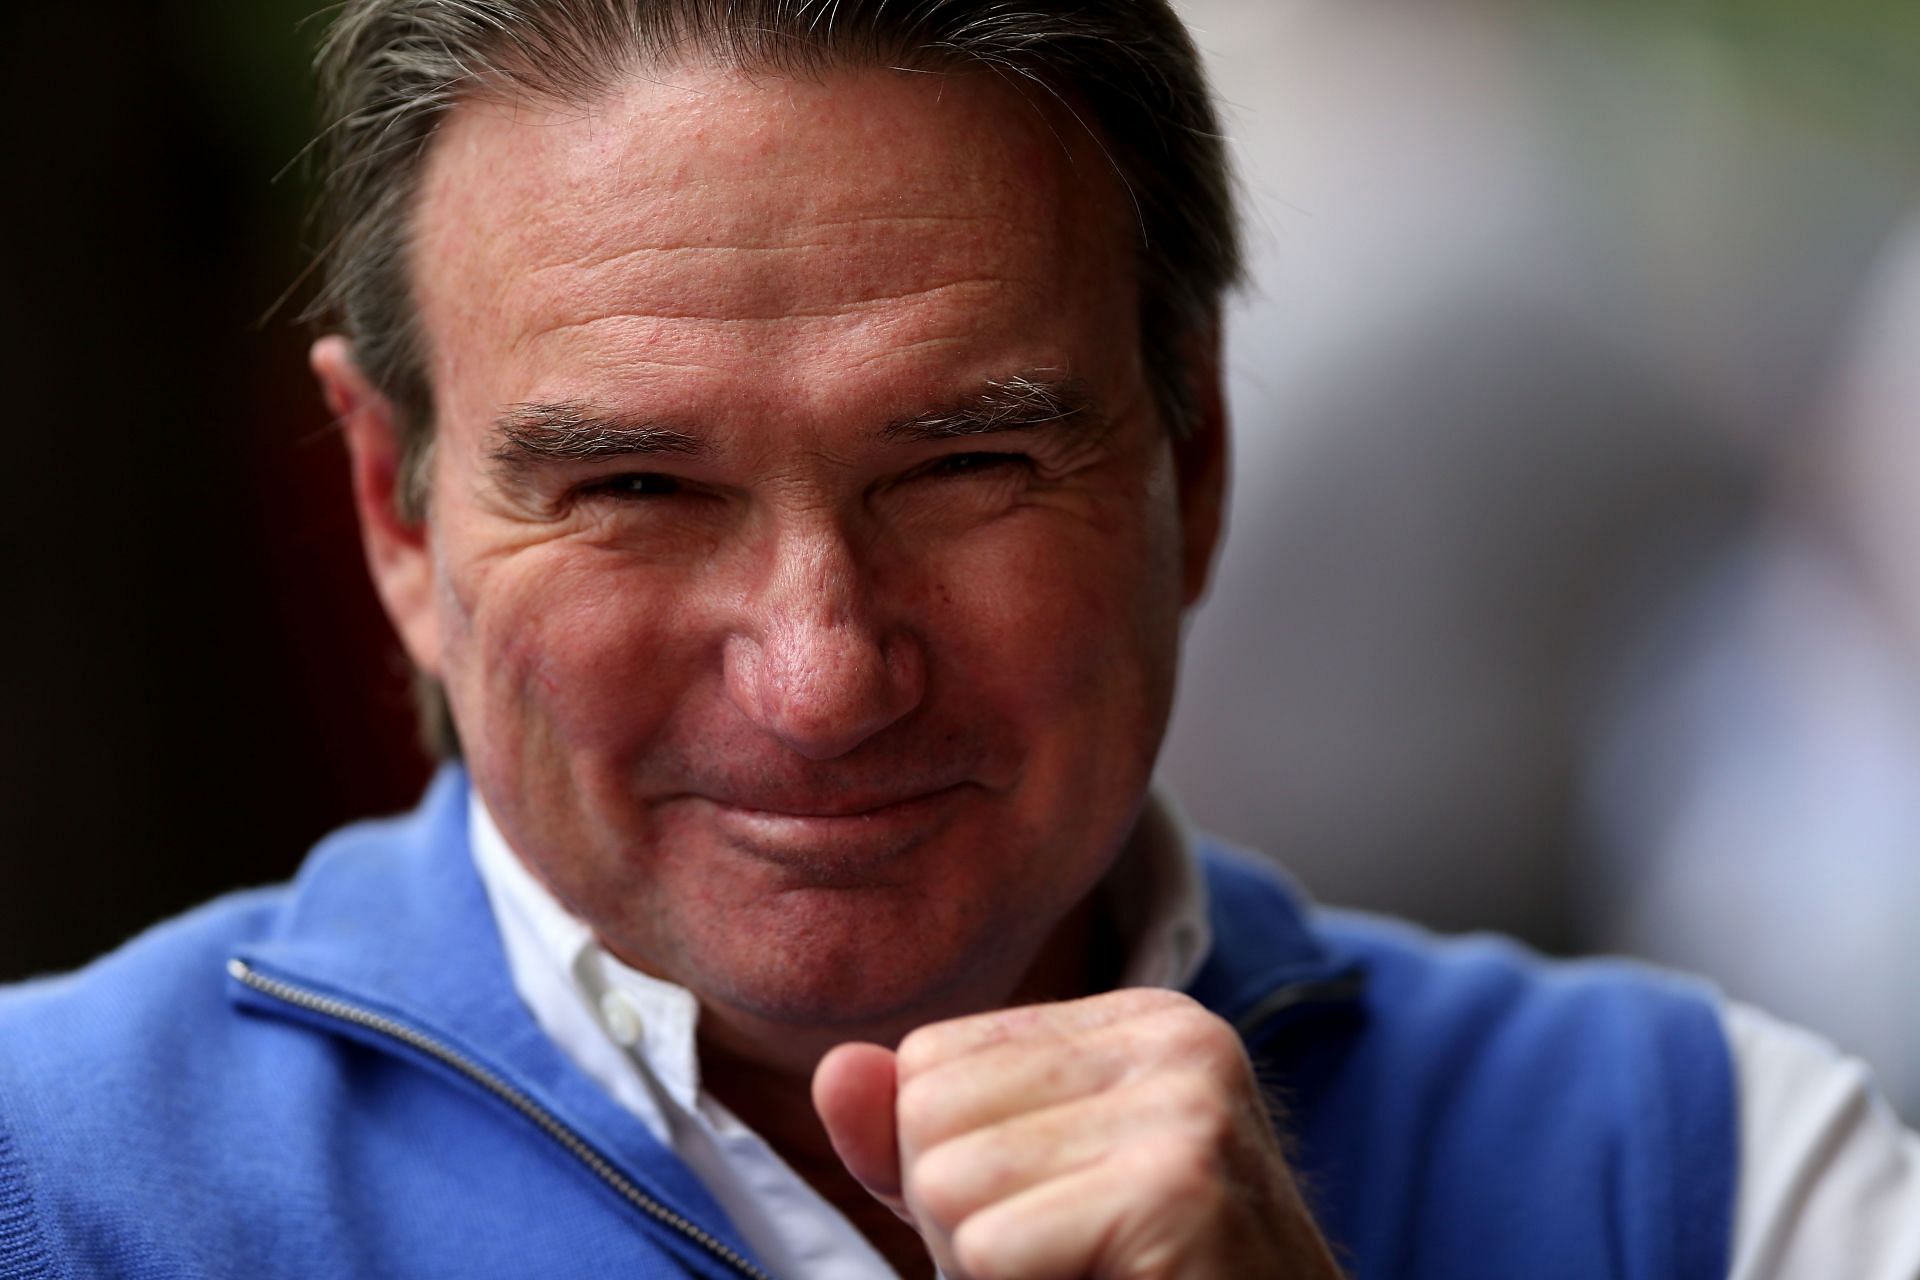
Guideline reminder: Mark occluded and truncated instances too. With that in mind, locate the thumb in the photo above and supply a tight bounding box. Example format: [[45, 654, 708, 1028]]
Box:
[[812, 1041, 908, 1216]]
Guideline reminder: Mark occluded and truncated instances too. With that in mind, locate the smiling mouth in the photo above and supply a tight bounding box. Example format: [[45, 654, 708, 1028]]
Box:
[[683, 783, 971, 869], [708, 785, 963, 820]]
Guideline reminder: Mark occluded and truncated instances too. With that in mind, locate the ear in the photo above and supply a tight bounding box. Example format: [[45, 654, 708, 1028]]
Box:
[[311, 336, 443, 677], [1172, 325, 1229, 608]]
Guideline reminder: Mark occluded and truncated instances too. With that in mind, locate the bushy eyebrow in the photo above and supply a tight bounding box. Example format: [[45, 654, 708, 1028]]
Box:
[[882, 374, 1096, 442], [489, 402, 707, 474], [487, 374, 1097, 478]]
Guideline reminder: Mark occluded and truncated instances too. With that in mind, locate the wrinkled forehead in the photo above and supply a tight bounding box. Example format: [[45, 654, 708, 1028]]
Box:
[[407, 63, 1140, 372]]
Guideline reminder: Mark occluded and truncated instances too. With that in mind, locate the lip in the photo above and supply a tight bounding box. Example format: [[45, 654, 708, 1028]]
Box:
[[682, 783, 971, 866], [702, 786, 962, 820]]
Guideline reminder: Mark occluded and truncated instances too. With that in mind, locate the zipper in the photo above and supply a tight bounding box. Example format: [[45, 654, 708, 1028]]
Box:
[[1231, 968, 1367, 1041], [226, 958, 774, 1280]]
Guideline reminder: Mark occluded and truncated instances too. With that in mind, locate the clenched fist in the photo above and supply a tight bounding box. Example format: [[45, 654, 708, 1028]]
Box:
[[812, 988, 1343, 1279]]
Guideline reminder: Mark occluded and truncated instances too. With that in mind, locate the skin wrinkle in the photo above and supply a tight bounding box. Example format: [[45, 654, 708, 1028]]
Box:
[[497, 274, 1039, 371], [534, 410, 1116, 507], [506, 351, 734, 375], [539, 212, 1032, 277], [840, 333, 969, 374], [440, 97, 1073, 361], [521, 277, 1031, 339], [487, 375, 1094, 485]]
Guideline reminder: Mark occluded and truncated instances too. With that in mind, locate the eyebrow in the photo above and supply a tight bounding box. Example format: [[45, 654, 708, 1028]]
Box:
[[487, 373, 1098, 476], [882, 375, 1096, 443], [488, 402, 707, 474]]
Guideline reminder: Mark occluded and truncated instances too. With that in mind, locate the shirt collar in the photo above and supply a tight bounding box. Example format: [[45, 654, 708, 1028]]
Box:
[[468, 792, 705, 1113], [469, 784, 1215, 1101], [1108, 787, 1213, 990]]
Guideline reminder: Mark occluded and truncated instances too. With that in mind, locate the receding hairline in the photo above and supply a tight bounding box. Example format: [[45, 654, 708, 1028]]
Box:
[[416, 41, 1141, 267], [428, 18, 1121, 144], [307, 0, 1238, 451]]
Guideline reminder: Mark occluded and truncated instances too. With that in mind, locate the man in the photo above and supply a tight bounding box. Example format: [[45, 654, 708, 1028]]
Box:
[[0, 2, 1915, 1277]]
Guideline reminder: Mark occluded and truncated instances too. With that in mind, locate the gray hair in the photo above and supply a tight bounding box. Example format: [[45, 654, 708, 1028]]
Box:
[[306, 0, 1243, 756]]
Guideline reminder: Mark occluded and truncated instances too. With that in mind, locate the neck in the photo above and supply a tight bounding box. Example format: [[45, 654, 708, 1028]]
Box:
[[696, 897, 1117, 1277], [696, 891, 1108, 1072], [703, 1043, 936, 1278]]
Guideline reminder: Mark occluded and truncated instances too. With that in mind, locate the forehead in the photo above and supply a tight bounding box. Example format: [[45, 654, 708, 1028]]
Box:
[[409, 62, 1140, 425]]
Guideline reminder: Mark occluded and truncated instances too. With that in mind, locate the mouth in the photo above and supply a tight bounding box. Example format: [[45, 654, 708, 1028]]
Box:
[[705, 785, 963, 820], [678, 783, 972, 871]]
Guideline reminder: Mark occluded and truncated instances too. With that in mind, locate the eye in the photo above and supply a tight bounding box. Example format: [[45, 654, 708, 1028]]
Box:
[[923, 451, 1031, 478], [582, 472, 685, 500]]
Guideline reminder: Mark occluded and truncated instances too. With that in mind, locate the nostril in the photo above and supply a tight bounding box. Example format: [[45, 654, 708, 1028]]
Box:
[[723, 622, 924, 760]]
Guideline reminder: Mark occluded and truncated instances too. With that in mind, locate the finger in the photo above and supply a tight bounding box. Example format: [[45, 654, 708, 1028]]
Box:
[[951, 1133, 1311, 1280], [948, 1149, 1165, 1280], [908, 1072, 1225, 1235], [896, 988, 1196, 1081], [952, 1145, 1342, 1280], [812, 1042, 906, 1208], [894, 1028, 1144, 1166], [895, 1023, 1132, 1154], [897, 996, 1256, 1157]]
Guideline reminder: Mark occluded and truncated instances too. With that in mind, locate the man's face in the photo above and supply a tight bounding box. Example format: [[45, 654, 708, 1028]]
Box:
[[339, 63, 1222, 1050]]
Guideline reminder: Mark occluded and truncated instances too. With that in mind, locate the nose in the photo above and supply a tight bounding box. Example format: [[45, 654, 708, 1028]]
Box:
[[722, 525, 925, 760]]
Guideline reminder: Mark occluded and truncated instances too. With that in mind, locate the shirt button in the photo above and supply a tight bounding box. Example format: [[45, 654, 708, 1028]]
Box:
[[599, 991, 643, 1048]]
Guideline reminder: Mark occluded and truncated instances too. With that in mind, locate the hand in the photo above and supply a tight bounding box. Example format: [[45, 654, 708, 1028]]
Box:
[[812, 989, 1343, 1279]]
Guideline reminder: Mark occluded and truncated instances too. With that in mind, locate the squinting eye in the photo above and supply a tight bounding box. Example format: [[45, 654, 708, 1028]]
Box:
[[926, 452, 1029, 478], [587, 473, 684, 499]]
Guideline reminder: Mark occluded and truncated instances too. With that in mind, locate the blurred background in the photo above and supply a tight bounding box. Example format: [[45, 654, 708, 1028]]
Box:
[[2, 1, 1916, 1115]]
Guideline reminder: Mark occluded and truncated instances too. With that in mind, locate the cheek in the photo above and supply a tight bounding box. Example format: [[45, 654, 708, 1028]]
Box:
[[930, 498, 1185, 737], [437, 552, 704, 762]]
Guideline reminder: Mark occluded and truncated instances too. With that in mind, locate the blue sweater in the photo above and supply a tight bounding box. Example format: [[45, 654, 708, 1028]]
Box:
[[0, 771, 1734, 1278]]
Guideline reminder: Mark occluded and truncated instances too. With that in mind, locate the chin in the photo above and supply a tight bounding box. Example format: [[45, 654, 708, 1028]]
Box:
[[670, 892, 1028, 1037]]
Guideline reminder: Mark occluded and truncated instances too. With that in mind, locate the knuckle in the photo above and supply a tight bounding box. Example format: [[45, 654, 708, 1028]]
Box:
[[893, 1074, 947, 1146], [904, 1143, 978, 1231], [1159, 1070, 1237, 1141], [1159, 1065, 1217, 1113], [1152, 1004, 1246, 1071], [1103, 986, 1192, 1016], [897, 1009, 1016, 1077], [894, 1024, 950, 1078], [951, 1215, 1018, 1280], [1136, 1139, 1226, 1205]]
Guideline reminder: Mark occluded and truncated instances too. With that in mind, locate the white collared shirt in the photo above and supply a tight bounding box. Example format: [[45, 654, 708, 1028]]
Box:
[[469, 790, 1920, 1279], [469, 789, 1208, 1279]]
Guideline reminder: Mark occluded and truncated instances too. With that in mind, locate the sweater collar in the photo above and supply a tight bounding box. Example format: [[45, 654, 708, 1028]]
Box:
[[232, 764, 1361, 1064], [231, 765, 511, 1038], [225, 766, 758, 1264], [1186, 842, 1367, 1041]]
